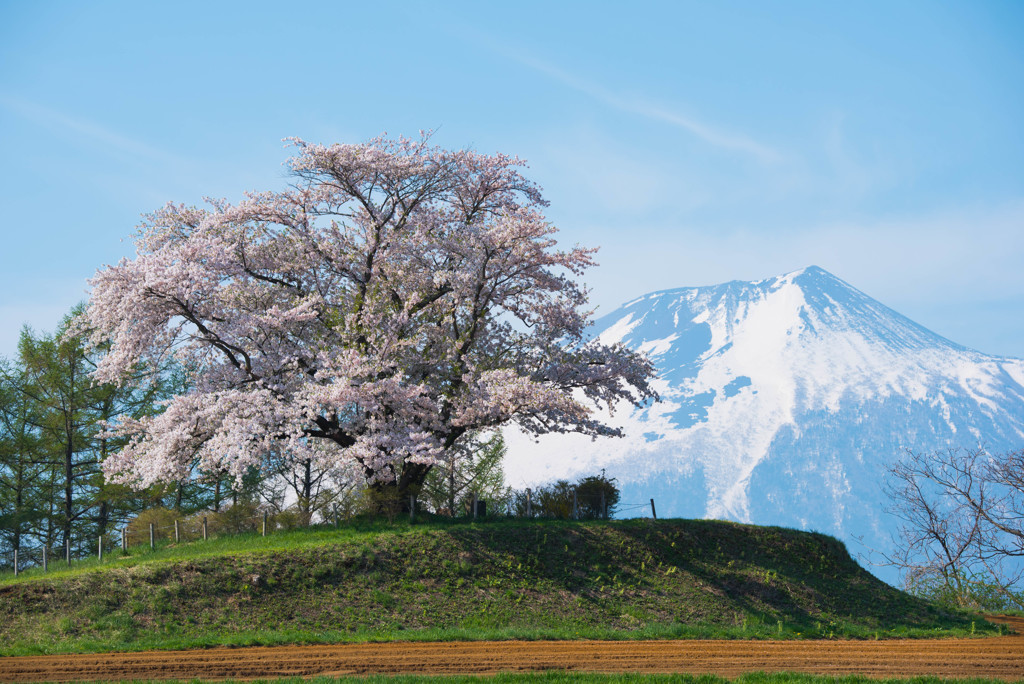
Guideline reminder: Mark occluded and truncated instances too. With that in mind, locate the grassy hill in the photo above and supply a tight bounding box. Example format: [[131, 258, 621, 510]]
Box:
[[0, 518, 998, 655]]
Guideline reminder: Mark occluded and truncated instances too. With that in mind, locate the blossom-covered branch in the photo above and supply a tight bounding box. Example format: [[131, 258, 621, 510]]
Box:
[[78, 133, 657, 495]]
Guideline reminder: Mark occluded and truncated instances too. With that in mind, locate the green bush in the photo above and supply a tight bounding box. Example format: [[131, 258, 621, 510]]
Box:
[[363, 486, 404, 523], [576, 471, 619, 519], [514, 472, 621, 519], [205, 501, 262, 536], [274, 507, 311, 531], [125, 508, 196, 546], [905, 566, 1024, 611]]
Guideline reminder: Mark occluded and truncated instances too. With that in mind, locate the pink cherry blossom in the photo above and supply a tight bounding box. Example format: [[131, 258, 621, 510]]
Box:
[[77, 134, 657, 495]]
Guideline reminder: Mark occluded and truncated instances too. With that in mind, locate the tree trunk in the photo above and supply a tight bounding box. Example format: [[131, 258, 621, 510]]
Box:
[[97, 500, 109, 538], [302, 459, 312, 519], [12, 464, 23, 554], [62, 356, 76, 551], [63, 420, 74, 550], [368, 461, 432, 513], [447, 461, 455, 517]]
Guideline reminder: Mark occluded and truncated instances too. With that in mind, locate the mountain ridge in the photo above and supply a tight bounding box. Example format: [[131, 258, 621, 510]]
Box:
[[506, 266, 1024, 582]]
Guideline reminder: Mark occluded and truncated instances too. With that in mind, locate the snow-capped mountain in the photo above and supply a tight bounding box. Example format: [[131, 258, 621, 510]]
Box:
[[505, 266, 1024, 580]]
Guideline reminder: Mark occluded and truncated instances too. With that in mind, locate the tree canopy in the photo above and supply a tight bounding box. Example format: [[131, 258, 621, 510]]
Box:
[[78, 134, 656, 497]]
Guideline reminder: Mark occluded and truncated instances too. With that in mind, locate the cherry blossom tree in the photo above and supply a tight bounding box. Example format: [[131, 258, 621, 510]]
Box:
[[77, 134, 656, 500]]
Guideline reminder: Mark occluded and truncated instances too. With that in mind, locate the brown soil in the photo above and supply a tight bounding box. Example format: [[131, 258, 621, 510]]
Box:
[[3, 616, 1022, 682]]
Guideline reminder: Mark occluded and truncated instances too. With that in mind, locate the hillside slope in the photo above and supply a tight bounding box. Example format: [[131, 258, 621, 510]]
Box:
[[0, 519, 990, 655]]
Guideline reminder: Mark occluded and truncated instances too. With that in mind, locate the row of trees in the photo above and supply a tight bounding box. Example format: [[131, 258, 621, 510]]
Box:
[[0, 309, 542, 567], [0, 312, 174, 563], [0, 309, 606, 565]]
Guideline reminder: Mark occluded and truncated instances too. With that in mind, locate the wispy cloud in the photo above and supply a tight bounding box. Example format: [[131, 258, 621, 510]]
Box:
[[484, 44, 783, 164], [0, 94, 187, 166]]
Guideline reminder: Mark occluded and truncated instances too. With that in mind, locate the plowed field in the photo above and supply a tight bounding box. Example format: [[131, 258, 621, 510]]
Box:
[[3, 617, 1022, 682]]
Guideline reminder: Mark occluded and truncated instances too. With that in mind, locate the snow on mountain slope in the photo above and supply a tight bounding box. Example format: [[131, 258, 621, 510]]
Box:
[[504, 266, 1024, 579]]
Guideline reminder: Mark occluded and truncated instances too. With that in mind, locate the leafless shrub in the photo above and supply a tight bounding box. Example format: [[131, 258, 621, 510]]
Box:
[[884, 446, 1024, 610]]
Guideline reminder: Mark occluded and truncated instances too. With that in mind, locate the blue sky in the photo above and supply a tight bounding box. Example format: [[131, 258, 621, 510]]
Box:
[[1, 0, 1022, 358]]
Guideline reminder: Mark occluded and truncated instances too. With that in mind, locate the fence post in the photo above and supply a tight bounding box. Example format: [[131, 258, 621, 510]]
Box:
[[98, 535, 103, 562], [66, 538, 70, 567], [43, 545, 47, 573], [122, 528, 128, 552], [572, 489, 578, 520], [203, 516, 208, 541], [650, 498, 657, 520], [149, 523, 155, 550], [526, 488, 532, 518], [174, 519, 180, 544], [13, 549, 17, 577], [409, 494, 416, 523], [601, 490, 607, 519], [472, 492, 478, 520], [333, 505, 339, 528], [262, 511, 268, 537]]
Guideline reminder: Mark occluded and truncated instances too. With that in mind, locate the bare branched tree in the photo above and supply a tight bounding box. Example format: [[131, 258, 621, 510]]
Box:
[[884, 446, 1024, 610]]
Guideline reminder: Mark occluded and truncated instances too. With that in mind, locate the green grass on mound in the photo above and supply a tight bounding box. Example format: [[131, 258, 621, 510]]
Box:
[[0, 518, 1001, 655]]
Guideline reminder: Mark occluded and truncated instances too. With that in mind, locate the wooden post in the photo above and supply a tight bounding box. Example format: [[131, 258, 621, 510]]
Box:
[[472, 492, 478, 520], [149, 522, 155, 550], [174, 519, 180, 543], [333, 505, 340, 528], [202, 516, 208, 541], [43, 546, 47, 573], [409, 494, 416, 523], [98, 535, 103, 562], [601, 490, 607, 519], [262, 511, 268, 536], [13, 549, 17, 577], [650, 498, 657, 520], [122, 528, 127, 552], [572, 489, 578, 520], [66, 538, 70, 567], [526, 488, 532, 518]]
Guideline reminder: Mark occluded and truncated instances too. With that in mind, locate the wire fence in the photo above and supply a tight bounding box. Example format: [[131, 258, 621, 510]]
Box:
[[4, 511, 281, 578], [618, 499, 659, 518], [4, 495, 660, 578]]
